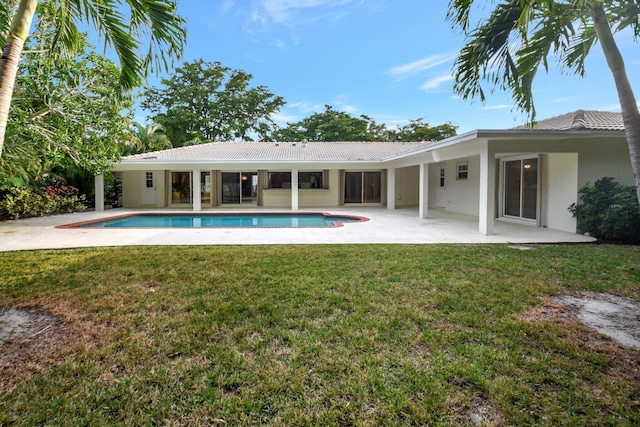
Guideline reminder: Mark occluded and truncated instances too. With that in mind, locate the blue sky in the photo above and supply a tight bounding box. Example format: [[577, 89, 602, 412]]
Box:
[[141, 0, 639, 134]]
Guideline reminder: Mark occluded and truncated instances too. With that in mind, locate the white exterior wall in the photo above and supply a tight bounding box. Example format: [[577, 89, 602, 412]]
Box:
[[546, 153, 578, 233], [577, 138, 634, 188], [395, 166, 420, 208], [427, 156, 480, 216]]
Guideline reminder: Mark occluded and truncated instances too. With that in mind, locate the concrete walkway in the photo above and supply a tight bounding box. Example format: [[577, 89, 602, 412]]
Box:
[[0, 207, 595, 251]]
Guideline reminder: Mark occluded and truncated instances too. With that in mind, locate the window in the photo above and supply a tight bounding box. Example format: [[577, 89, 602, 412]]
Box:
[[439, 168, 445, 187], [456, 162, 468, 180], [145, 172, 154, 188], [268, 172, 291, 189], [299, 172, 324, 189]]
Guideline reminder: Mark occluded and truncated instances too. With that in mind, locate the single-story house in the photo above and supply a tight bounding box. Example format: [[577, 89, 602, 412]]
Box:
[[101, 110, 633, 236]]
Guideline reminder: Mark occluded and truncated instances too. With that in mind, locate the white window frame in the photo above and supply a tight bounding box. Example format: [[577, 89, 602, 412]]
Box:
[[456, 162, 469, 180]]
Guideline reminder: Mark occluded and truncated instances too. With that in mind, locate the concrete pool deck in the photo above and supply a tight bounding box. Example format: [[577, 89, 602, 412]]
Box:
[[0, 207, 595, 251]]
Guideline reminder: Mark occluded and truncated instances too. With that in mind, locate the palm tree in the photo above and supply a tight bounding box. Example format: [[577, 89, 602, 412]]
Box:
[[0, 0, 186, 157], [119, 122, 172, 155], [448, 0, 640, 202]]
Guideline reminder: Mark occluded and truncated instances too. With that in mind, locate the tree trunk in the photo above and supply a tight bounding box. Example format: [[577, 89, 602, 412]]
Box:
[[0, 0, 38, 156], [591, 2, 640, 204]]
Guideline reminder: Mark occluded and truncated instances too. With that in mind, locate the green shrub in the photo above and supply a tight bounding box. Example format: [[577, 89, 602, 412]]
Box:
[[569, 177, 640, 244], [0, 186, 86, 220]]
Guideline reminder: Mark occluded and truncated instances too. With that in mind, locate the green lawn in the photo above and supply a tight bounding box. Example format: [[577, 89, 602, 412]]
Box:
[[1, 244, 638, 426]]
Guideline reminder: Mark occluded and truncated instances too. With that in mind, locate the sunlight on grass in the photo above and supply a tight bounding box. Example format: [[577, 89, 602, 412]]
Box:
[[1, 244, 638, 425]]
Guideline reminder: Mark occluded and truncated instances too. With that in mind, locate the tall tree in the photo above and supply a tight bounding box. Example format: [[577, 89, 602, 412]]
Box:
[[448, 0, 640, 201], [119, 122, 172, 156], [1, 10, 132, 189], [274, 105, 376, 142], [275, 106, 458, 142], [0, 0, 186, 156], [394, 119, 458, 142], [141, 60, 285, 145]]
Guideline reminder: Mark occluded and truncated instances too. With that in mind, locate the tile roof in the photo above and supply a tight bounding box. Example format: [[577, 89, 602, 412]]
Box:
[[122, 141, 429, 162], [513, 110, 624, 131]]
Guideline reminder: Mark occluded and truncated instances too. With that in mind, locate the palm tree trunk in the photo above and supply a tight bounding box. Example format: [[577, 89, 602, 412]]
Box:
[[0, 0, 38, 156], [590, 2, 640, 204]]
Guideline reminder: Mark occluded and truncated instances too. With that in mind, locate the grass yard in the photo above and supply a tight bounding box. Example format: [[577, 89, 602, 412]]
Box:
[[0, 244, 639, 426]]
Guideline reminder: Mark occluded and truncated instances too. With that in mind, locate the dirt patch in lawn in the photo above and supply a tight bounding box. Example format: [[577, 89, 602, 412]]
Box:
[[0, 300, 106, 393], [522, 292, 640, 350]]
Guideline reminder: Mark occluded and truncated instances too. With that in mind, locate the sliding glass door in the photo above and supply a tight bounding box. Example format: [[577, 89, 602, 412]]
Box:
[[344, 171, 382, 204], [222, 172, 257, 204], [171, 171, 192, 204], [504, 158, 538, 220]]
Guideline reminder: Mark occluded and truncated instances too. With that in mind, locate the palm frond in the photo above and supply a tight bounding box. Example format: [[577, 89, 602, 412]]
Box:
[[0, 1, 12, 48], [453, 0, 523, 104], [607, 0, 640, 36]]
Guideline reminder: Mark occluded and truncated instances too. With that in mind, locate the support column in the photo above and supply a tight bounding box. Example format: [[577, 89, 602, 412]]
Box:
[[387, 167, 395, 210], [192, 169, 201, 212], [479, 143, 496, 235], [291, 168, 299, 210], [94, 174, 104, 212], [418, 163, 429, 218]]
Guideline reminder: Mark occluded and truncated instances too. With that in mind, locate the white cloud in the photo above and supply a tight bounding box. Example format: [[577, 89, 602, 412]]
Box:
[[419, 74, 453, 91], [288, 101, 326, 113], [251, 0, 362, 26], [271, 111, 298, 125], [333, 95, 358, 113], [220, 0, 237, 15], [389, 52, 457, 79], [481, 104, 512, 110]]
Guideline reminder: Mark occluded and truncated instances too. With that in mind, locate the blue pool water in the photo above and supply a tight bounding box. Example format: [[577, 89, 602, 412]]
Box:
[[65, 213, 366, 228]]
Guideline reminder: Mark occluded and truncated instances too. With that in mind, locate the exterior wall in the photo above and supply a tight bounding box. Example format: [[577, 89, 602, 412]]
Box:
[[577, 138, 634, 188], [428, 156, 480, 216], [262, 170, 341, 207], [122, 170, 166, 208], [546, 153, 578, 233], [395, 166, 419, 208], [121, 171, 141, 208], [262, 189, 293, 207]]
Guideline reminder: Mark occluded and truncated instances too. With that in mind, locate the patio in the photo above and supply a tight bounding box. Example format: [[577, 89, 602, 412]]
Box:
[[0, 207, 595, 251]]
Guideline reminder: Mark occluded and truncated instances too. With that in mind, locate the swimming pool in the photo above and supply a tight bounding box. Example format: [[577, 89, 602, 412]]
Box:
[[58, 212, 368, 228]]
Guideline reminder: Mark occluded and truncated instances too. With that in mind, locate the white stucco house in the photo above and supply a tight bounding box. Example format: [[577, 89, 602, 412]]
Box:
[[103, 110, 633, 236]]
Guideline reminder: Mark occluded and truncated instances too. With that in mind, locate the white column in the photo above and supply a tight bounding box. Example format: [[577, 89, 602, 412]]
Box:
[[418, 163, 429, 218], [479, 143, 496, 235], [94, 174, 104, 212], [291, 168, 299, 210], [387, 167, 395, 210], [192, 169, 201, 212]]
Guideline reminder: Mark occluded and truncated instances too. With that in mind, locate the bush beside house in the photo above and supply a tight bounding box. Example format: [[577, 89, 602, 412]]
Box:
[[570, 177, 640, 244], [0, 178, 86, 220]]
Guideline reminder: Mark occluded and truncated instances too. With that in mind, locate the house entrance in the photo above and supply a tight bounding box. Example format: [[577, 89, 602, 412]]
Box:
[[142, 171, 156, 205], [222, 172, 258, 204], [503, 158, 538, 221], [344, 171, 381, 204]]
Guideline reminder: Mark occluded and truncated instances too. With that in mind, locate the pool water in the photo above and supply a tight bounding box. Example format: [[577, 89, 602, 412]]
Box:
[[61, 212, 367, 228]]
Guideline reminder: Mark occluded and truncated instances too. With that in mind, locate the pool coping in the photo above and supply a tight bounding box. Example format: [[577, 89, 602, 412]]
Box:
[[55, 211, 369, 229], [0, 207, 596, 251]]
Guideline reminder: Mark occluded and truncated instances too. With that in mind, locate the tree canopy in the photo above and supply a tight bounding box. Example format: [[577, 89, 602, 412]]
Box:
[[274, 106, 374, 142], [1, 9, 132, 189], [274, 105, 457, 142], [141, 60, 285, 146], [0, 0, 186, 155]]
